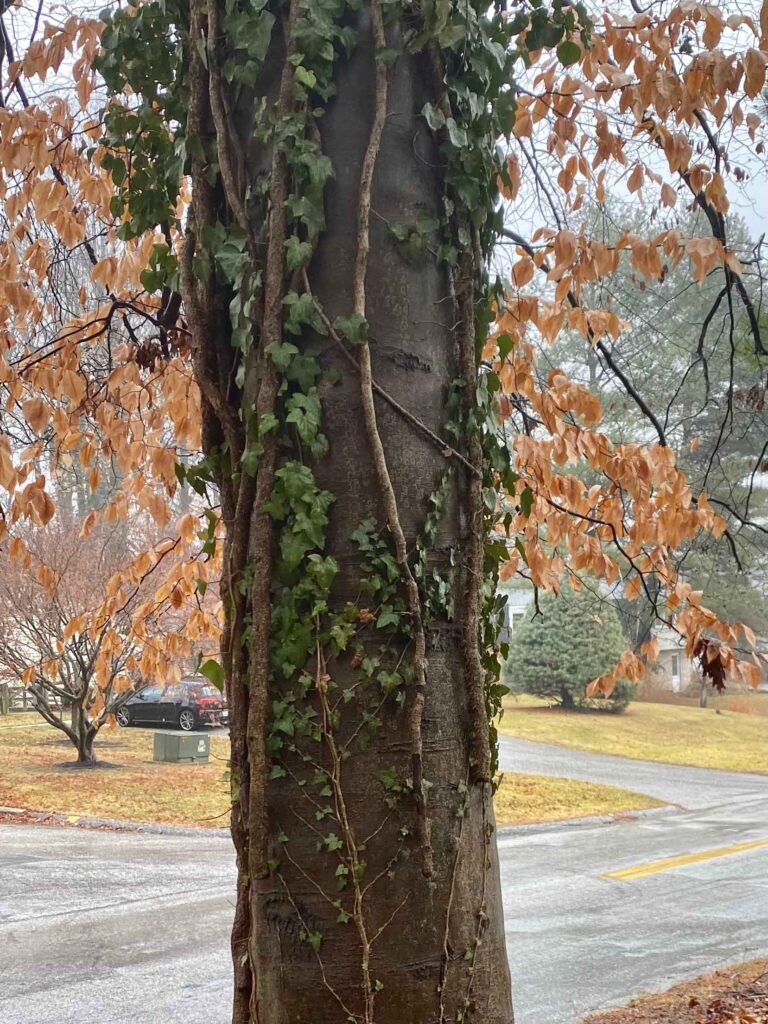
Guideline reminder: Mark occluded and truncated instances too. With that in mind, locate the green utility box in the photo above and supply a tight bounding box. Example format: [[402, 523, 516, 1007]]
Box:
[[153, 730, 210, 764]]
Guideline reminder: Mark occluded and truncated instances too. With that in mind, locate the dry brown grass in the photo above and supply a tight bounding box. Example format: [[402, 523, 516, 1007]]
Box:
[[723, 695, 763, 715], [635, 686, 768, 717], [0, 717, 662, 829], [0, 720, 231, 827], [494, 773, 661, 826]]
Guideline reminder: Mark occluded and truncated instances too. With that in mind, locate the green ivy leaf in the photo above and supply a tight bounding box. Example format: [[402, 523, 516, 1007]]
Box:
[[283, 290, 326, 335], [377, 606, 400, 630], [214, 239, 249, 282], [285, 235, 313, 270], [445, 117, 468, 148], [496, 91, 517, 136], [266, 341, 299, 370], [378, 670, 403, 696], [225, 9, 275, 63], [274, 714, 295, 737], [497, 333, 514, 362], [333, 313, 368, 346], [437, 23, 466, 48], [422, 102, 445, 131], [294, 64, 317, 88], [526, 9, 564, 51], [258, 412, 279, 436], [241, 443, 262, 477]]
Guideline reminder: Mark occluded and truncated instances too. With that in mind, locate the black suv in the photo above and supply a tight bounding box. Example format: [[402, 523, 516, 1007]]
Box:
[[116, 678, 227, 731]]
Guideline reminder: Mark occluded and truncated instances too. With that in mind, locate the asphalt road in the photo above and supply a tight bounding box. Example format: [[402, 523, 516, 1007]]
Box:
[[497, 737, 768, 1022], [1, 738, 766, 1024], [497, 734, 767, 808]]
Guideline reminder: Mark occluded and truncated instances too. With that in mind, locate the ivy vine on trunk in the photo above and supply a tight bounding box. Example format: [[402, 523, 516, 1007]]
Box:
[[97, 0, 590, 1020]]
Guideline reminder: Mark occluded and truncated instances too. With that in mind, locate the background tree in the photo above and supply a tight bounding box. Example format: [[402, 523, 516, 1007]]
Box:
[[506, 583, 634, 711], [0, 525, 140, 763], [525, 193, 768, 685], [526, 198, 768, 624], [0, 502, 214, 761]]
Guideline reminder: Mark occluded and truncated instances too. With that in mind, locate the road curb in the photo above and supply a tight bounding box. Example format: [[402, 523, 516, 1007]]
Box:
[[497, 803, 680, 838], [0, 805, 230, 838]]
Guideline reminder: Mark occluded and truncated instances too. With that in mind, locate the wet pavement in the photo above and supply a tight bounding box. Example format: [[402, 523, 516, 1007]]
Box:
[[1, 738, 766, 1023], [497, 736, 768, 1021]]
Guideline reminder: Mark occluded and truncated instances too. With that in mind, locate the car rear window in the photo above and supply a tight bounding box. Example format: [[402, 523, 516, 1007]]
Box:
[[189, 684, 219, 698]]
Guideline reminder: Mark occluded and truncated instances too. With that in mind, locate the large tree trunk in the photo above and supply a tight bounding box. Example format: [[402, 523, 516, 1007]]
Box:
[[183, 2, 514, 1021]]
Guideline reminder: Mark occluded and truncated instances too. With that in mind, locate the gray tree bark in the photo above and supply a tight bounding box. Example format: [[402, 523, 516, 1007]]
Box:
[[183, 3, 515, 1021]]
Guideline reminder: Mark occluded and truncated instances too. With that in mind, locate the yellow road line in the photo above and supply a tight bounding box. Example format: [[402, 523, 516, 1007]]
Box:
[[604, 837, 768, 881]]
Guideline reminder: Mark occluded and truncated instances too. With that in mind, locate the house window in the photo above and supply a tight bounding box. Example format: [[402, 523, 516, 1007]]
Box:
[[670, 654, 680, 682]]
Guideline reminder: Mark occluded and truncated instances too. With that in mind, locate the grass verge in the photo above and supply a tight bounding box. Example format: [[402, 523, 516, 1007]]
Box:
[[0, 718, 661, 829], [582, 958, 767, 1023], [499, 697, 767, 774], [0, 721, 231, 827], [494, 773, 661, 826]]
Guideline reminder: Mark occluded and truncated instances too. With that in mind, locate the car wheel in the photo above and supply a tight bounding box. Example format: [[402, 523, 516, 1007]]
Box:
[[116, 707, 131, 727], [178, 709, 196, 732]]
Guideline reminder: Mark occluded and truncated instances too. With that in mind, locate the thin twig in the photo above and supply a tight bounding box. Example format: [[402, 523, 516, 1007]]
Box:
[[304, 270, 478, 476]]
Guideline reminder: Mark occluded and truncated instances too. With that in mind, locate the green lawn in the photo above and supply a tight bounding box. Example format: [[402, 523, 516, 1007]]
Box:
[[500, 695, 767, 774]]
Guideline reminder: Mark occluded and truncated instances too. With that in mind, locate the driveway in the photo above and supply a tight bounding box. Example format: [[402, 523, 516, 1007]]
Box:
[[498, 734, 767, 808], [1, 739, 766, 1024]]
